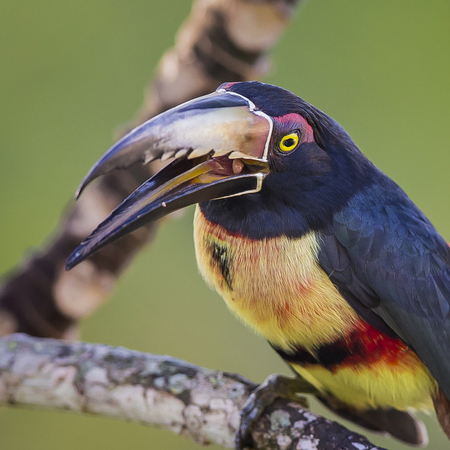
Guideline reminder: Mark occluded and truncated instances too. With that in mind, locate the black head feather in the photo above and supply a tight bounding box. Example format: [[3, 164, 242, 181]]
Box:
[[222, 81, 354, 151], [201, 82, 379, 238]]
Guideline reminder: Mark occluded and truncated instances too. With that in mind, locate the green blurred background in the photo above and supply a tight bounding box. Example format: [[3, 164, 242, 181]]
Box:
[[1, 1, 449, 449]]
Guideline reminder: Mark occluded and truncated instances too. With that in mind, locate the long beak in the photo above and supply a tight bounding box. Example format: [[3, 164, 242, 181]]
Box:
[[66, 91, 272, 270]]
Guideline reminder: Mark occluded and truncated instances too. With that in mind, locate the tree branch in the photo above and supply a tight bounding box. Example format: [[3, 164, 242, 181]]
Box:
[[0, 334, 386, 450], [0, 0, 303, 340]]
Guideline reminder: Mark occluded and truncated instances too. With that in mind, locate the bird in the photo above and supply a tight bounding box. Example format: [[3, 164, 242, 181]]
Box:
[[66, 81, 450, 447]]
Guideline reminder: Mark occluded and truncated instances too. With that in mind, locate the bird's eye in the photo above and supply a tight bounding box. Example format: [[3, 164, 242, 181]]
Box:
[[279, 132, 299, 153]]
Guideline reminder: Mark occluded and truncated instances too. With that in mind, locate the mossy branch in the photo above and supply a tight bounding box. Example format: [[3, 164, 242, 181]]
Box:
[[0, 334, 386, 450]]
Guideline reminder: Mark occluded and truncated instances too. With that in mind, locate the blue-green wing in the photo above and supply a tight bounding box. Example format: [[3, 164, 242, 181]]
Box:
[[318, 181, 450, 399]]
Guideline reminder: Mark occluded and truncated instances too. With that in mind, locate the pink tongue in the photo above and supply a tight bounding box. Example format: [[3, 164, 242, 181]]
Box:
[[232, 159, 244, 174]]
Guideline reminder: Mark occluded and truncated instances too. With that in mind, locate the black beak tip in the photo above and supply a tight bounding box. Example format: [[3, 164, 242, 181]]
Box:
[[65, 248, 84, 271]]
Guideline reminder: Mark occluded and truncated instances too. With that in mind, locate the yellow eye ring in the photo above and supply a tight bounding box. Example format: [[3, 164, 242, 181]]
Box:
[[279, 132, 299, 153]]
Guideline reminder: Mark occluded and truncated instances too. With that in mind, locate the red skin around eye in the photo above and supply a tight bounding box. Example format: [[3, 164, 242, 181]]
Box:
[[275, 113, 315, 145]]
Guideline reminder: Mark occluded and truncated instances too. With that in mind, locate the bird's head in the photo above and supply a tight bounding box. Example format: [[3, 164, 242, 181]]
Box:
[[66, 82, 371, 269]]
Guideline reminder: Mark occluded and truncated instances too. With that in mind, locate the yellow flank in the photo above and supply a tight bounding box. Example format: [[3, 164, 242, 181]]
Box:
[[292, 362, 435, 411], [193, 207, 436, 411]]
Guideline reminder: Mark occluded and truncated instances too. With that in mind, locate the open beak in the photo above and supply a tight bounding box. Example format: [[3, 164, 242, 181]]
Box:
[[66, 90, 272, 270]]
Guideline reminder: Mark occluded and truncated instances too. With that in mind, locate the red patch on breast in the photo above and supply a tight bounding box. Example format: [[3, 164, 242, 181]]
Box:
[[275, 301, 292, 326], [276, 318, 416, 372], [293, 278, 314, 297], [339, 320, 411, 369]]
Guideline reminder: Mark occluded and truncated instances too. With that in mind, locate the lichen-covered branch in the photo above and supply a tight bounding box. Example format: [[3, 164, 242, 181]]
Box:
[[0, 0, 303, 340], [0, 334, 386, 450]]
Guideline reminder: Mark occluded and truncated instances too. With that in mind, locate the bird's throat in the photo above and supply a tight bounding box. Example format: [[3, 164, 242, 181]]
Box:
[[194, 206, 358, 351]]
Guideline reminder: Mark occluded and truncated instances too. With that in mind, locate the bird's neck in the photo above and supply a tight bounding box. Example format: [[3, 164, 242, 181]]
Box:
[[198, 195, 311, 240], [198, 158, 378, 240]]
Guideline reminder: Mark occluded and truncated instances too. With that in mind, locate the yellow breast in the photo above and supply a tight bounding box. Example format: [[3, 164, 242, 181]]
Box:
[[193, 207, 436, 410], [194, 207, 358, 352]]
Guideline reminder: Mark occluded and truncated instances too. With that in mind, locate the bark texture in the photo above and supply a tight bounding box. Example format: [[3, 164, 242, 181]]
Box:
[[0, 334, 386, 450]]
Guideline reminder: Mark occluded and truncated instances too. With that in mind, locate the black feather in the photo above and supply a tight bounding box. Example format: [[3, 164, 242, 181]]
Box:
[[319, 179, 450, 400]]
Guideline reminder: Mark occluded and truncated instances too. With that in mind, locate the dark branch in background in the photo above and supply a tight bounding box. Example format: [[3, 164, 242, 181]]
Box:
[[0, 334, 385, 450], [0, 0, 302, 339], [0, 1, 403, 447]]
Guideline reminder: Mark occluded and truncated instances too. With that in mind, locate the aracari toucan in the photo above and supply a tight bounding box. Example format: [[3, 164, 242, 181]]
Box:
[[66, 82, 450, 446]]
